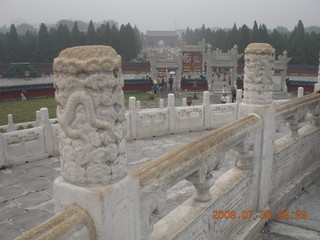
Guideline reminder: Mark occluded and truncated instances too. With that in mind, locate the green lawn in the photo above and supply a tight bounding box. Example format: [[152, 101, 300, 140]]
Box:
[[0, 92, 151, 126]]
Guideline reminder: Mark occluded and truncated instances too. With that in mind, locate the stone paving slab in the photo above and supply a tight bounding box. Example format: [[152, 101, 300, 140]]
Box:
[[0, 221, 25, 240], [277, 177, 320, 232]]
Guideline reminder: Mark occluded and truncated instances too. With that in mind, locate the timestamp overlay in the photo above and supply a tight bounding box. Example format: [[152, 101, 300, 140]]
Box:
[[211, 210, 309, 220]]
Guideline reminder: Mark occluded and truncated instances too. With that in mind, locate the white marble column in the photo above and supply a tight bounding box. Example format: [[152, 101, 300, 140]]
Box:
[[239, 43, 276, 211], [53, 46, 141, 240]]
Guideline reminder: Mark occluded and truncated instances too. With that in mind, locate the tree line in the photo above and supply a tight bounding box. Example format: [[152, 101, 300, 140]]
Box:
[[0, 19, 319, 66], [182, 20, 320, 65], [0, 20, 143, 64]]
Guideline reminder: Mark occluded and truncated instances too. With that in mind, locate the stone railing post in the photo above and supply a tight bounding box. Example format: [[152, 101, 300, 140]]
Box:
[[297, 87, 304, 98], [53, 46, 141, 240], [239, 43, 276, 211], [168, 93, 176, 133], [203, 91, 211, 128], [159, 99, 164, 109], [129, 96, 137, 139], [315, 52, 320, 92], [40, 107, 54, 155], [36, 110, 41, 127], [0, 132, 5, 167], [7, 114, 15, 132]]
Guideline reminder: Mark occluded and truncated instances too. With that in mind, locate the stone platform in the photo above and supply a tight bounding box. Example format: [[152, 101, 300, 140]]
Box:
[[0, 128, 319, 240]]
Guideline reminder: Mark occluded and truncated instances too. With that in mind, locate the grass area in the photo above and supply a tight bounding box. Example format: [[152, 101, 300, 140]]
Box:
[[0, 92, 152, 125], [0, 97, 57, 126]]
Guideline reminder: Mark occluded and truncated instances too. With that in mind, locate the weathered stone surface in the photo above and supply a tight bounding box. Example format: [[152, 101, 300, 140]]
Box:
[[18, 178, 52, 192], [0, 221, 24, 240], [0, 202, 24, 222], [0, 168, 33, 187], [0, 185, 27, 203], [13, 192, 51, 209], [243, 43, 275, 105], [11, 209, 54, 231], [53, 45, 127, 186], [277, 177, 320, 232]]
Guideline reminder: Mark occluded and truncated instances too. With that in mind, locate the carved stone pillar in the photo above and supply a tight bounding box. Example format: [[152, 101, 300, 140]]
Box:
[[239, 43, 276, 211], [243, 43, 275, 105], [53, 45, 127, 187], [53, 46, 141, 240]]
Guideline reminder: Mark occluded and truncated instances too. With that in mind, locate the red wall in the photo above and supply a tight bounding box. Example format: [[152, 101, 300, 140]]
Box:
[[0, 89, 55, 100]]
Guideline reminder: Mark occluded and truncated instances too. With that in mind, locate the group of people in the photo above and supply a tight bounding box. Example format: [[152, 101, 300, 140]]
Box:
[[152, 75, 174, 94], [220, 85, 237, 103]]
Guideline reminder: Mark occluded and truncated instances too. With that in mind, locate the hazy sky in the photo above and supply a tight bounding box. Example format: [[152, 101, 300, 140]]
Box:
[[1, 0, 320, 32]]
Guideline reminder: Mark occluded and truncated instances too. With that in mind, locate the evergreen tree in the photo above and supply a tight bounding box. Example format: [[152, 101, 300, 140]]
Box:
[[0, 33, 5, 63], [257, 24, 269, 43], [185, 27, 195, 44], [289, 20, 307, 64], [5, 24, 21, 62], [270, 29, 287, 57], [214, 29, 227, 51], [227, 23, 238, 50], [21, 31, 37, 62], [86, 20, 96, 45], [238, 24, 250, 53], [71, 21, 86, 46], [55, 24, 71, 52], [110, 25, 120, 52], [251, 21, 259, 42], [133, 25, 143, 56], [34, 23, 52, 62], [119, 24, 136, 61], [305, 32, 320, 65]]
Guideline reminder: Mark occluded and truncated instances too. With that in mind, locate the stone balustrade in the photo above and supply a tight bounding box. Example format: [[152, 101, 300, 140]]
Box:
[[0, 92, 238, 168], [12, 44, 320, 240], [0, 108, 59, 167], [132, 114, 262, 239]]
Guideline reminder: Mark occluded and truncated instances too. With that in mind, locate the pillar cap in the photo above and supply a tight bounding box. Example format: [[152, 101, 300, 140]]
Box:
[[53, 45, 121, 73], [245, 43, 275, 55]]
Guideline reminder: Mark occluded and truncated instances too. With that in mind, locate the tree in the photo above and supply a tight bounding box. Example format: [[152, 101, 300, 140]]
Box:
[[270, 29, 287, 57], [305, 32, 320, 65], [110, 25, 120, 52], [118, 24, 136, 61], [0, 33, 5, 63], [5, 24, 22, 62], [34, 23, 52, 62], [54, 24, 71, 53], [289, 20, 306, 64], [133, 25, 143, 56], [86, 20, 96, 45], [257, 24, 269, 43], [227, 23, 238, 50], [20, 31, 37, 62], [71, 21, 86, 47], [238, 24, 250, 53], [251, 21, 259, 42]]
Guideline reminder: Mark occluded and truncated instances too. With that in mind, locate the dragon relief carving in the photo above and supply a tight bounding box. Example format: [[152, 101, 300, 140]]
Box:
[[54, 46, 127, 186]]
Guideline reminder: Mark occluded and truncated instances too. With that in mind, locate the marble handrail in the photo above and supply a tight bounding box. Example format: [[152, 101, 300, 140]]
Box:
[[14, 205, 96, 240], [131, 114, 261, 238], [276, 93, 320, 117]]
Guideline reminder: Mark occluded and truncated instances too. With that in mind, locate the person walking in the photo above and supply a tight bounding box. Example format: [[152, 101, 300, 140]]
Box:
[[21, 90, 27, 101]]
